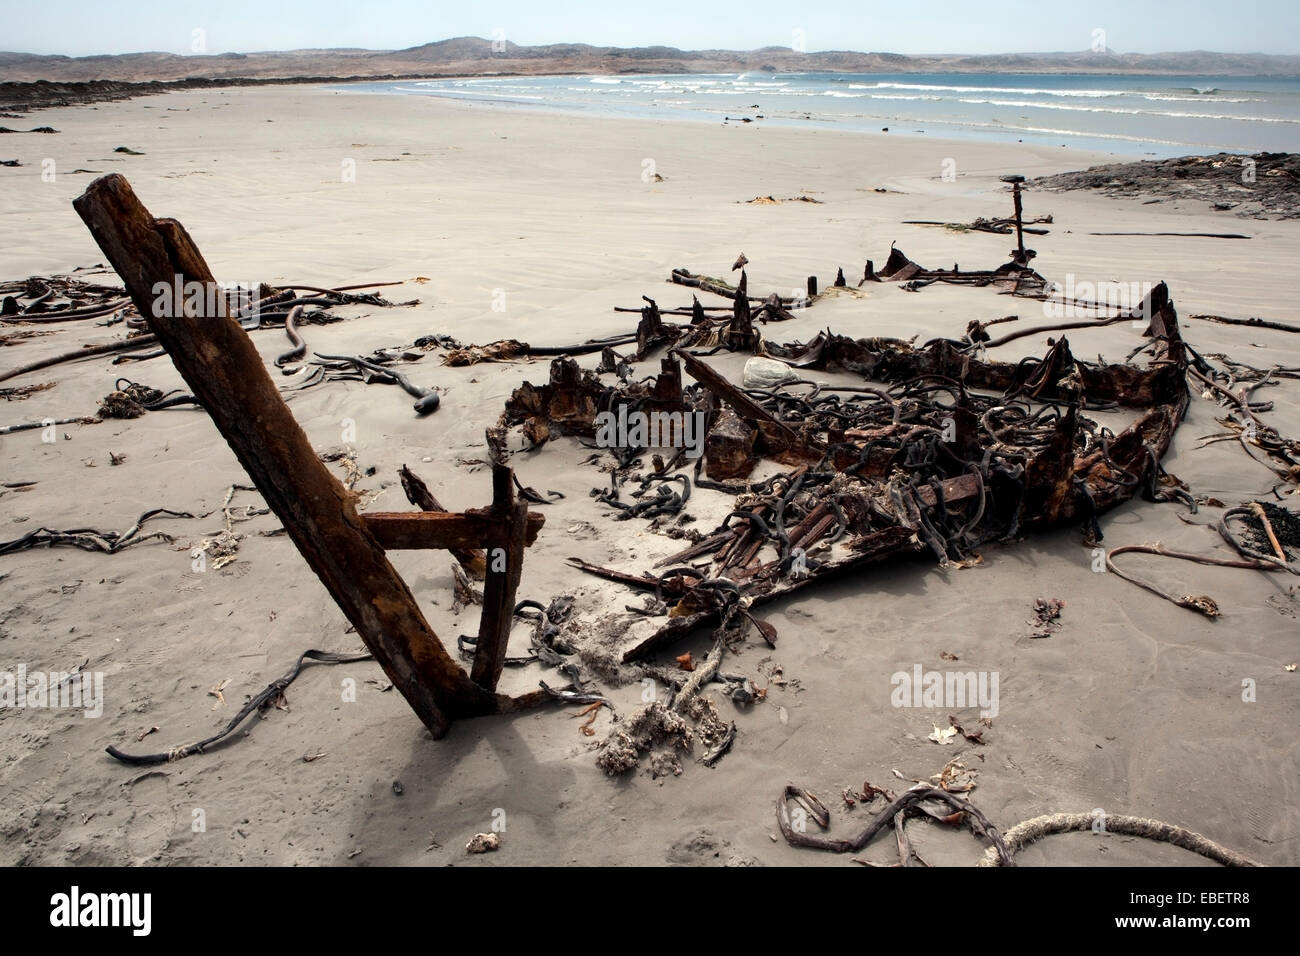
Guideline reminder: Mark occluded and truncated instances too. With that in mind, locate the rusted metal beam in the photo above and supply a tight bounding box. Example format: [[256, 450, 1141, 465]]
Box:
[[362, 511, 544, 552], [471, 464, 531, 689], [72, 173, 539, 737], [398, 464, 488, 577], [672, 347, 804, 451]]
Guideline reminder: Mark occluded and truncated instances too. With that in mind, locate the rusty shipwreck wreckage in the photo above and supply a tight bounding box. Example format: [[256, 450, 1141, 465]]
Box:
[[2, 173, 1286, 864]]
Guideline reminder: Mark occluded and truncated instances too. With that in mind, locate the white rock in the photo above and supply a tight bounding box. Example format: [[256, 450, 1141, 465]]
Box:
[[742, 357, 799, 390]]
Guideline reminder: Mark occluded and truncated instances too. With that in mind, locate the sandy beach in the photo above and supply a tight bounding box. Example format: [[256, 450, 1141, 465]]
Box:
[[1, 85, 1297, 867]]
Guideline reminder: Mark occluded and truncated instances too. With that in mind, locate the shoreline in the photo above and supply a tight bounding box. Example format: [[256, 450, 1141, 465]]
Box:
[[6, 70, 1294, 161], [0, 74, 453, 114]]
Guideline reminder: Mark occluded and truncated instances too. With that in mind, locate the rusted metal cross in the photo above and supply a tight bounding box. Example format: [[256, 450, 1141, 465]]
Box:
[[74, 173, 547, 738]]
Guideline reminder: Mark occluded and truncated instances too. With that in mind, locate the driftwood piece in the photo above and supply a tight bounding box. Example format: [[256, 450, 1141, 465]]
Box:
[[72, 173, 542, 738]]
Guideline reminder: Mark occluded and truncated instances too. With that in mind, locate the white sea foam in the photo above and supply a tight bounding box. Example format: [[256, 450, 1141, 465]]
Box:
[[1143, 94, 1255, 103], [868, 94, 945, 101], [379, 72, 1297, 155], [987, 123, 1201, 146], [867, 81, 1129, 97], [956, 97, 1296, 122]]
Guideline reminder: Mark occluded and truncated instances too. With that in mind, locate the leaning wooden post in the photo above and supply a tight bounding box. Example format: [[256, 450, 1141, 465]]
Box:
[[471, 461, 530, 690], [72, 173, 514, 737]]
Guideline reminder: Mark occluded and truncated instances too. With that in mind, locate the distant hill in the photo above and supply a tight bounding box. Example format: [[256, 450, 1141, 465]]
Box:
[[1, 37, 1298, 83]]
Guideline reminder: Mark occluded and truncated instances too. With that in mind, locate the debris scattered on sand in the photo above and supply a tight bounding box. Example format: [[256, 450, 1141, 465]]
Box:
[[903, 213, 1052, 235], [928, 723, 959, 745], [0, 507, 193, 556], [465, 832, 499, 854], [742, 194, 822, 204], [1034, 151, 1300, 219], [104, 649, 374, 765], [97, 379, 196, 418], [451, 562, 484, 612], [1029, 598, 1066, 639], [8, 166, 1285, 880], [595, 700, 693, 775], [208, 679, 230, 708]]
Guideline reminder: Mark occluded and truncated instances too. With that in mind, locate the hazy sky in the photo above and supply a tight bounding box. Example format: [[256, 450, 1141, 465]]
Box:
[[4, 0, 1297, 57]]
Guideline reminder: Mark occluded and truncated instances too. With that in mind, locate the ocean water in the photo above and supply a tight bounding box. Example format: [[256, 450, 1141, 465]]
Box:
[[354, 72, 1300, 158]]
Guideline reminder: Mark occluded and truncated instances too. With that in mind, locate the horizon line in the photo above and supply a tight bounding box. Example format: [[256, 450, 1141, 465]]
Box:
[[6, 36, 1300, 60]]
